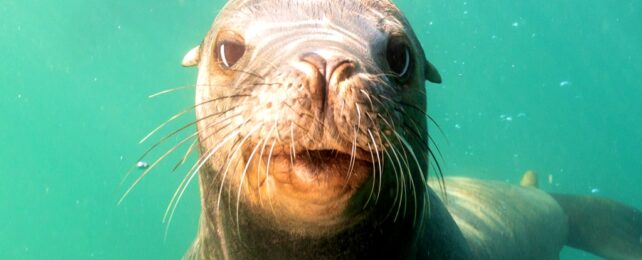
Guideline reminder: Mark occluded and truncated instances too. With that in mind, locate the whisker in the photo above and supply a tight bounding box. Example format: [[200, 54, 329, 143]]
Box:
[[380, 138, 403, 222], [378, 114, 417, 223], [265, 138, 278, 217], [172, 138, 198, 172], [120, 109, 241, 187], [398, 101, 447, 141], [363, 139, 378, 209], [149, 114, 242, 217], [216, 123, 262, 212], [138, 109, 240, 166], [380, 131, 408, 222], [162, 125, 244, 236], [393, 130, 428, 226], [402, 114, 445, 164], [119, 129, 200, 205], [147, 81, 272, 99], [139, 95, 249, 144], [367, 129, 384, 204], [235, 126, 265, 242], [343, 104, 361, 192], [402, 121, 446, 194], [148, 85, 194, 99], [255, 123, 278, 206], [289, 123, 296, 165], [162, 116, 250, 228]]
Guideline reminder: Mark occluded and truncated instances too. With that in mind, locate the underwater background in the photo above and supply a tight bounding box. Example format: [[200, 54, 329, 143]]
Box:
[[1, 0, 640, 259]]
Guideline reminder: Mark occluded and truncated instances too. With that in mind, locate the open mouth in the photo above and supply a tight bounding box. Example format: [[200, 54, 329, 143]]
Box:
[[286, 149, 373, 171], [243, 146, 375, 204], [270, 149, 373, 184]]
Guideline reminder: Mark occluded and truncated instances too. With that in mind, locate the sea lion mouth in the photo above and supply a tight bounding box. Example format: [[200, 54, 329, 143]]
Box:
[[244, 146, 374, 204], [238, 145, 375, 230], [272, 149, 372, 189]]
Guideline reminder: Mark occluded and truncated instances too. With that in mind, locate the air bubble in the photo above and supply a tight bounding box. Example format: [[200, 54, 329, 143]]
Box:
[[137, 161, 149, 169]]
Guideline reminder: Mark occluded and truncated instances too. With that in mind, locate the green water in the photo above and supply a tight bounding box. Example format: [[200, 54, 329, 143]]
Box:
[[1, 0, 640, 259]]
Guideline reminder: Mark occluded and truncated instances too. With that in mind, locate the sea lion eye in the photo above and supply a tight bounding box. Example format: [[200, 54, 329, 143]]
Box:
[[216, 40, 245, 69], [386, 38, 412, 80]]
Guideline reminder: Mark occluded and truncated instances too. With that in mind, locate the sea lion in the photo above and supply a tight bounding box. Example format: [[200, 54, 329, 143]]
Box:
[[176, 0, 642, 259]]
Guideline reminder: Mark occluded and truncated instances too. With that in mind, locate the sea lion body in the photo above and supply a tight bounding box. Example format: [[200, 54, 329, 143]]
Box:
[[431, 178, 567, 259], [178, 0, 642, 259]]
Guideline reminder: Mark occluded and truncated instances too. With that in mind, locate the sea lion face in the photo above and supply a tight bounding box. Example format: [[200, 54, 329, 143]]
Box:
[[187, 0, 440, 236]]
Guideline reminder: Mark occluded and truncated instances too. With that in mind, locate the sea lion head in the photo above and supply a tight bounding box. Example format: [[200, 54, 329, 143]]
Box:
[[184, 0, 441, 237]]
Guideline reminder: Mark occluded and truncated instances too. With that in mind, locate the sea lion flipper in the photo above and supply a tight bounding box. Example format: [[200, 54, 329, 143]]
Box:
[[551, 194, 642, 259], [182, 45, 201, 67], [519, 170, 539, 188], [424, 59, 442, 83]]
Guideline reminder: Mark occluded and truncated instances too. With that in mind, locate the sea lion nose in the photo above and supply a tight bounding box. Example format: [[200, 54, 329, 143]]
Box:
[[300, 52, 355, 85]]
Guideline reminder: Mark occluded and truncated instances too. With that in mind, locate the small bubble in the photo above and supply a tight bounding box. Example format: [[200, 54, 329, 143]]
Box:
[[559, 80, 571, 87], [463, 10, 468, 15], [18, 94, 22, 99], [591, 188, 600, 194], [512, 22, 520, 27], [505, 116, 513, 121], [517, 112, 526, 117], [454, 124, 461, 129], [137, 161, 149, 169]]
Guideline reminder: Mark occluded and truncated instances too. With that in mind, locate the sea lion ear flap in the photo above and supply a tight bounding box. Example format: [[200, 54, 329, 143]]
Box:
[[182, 45, 201, 67], [424, 59, 442, 83]]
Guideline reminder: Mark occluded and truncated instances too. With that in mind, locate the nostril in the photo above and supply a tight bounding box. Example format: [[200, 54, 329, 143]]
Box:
[[300, 52, 355, 85], [330, 61, 355, 84], [300, 52, 327, 76]]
